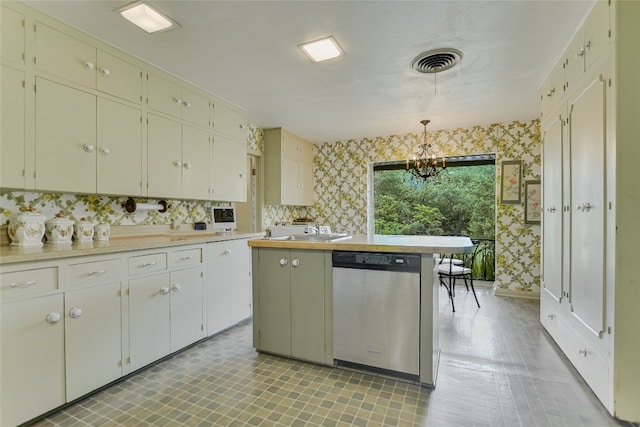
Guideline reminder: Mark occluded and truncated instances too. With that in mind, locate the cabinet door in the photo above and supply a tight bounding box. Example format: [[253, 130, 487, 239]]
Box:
[[147, 113, 182, 198], [584, 0, 610, 71], [97, 50, 142, 104], [564, 32, 585, 93], [1, 294, 65, 427], [541, 114, 564, 303], [230, 239, 252, 324], [257, 248, 291, 355], [1, 5, 25, 65], [569, 73, 607, 337], [212, 98, 246, 140], [129, 274, 171, 371], [181, 124, 210, 200], [290, 250, 325, 362], [211, 134, 247, 202], [65, 282, 122, 401], [282, 156, 300, 205], [97, 98, 143, 196], [181, 87, 210, 128], [1, 65, 26, 189], [35, 22, 96, 88], [298, 160, 314, 206], [35, 78, 96, 193], [205, 242, 233, 335], [169, 267, 204, 352], [147, 73, 182, 118]]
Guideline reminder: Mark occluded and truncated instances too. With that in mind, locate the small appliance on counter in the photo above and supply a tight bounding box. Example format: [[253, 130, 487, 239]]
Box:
[[211, 206, 236, 232]]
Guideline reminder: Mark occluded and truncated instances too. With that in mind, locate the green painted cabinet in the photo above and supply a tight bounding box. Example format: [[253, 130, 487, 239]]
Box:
[[253, 248, 330, 364]]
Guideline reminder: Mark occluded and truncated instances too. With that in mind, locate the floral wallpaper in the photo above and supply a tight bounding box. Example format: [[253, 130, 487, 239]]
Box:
[[261, 120, 542, 295]]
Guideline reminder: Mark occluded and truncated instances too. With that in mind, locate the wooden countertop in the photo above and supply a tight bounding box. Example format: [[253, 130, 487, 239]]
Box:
[[248, 234, 473, 254], [0, 231, 264, 265]]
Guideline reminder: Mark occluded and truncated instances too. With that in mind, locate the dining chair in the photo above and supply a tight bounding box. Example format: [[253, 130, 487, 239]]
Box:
[[438, 242, 481, 312]]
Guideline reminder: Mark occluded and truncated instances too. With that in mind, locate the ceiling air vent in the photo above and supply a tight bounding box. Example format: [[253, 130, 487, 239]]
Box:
[[410, 48, 463, 74]]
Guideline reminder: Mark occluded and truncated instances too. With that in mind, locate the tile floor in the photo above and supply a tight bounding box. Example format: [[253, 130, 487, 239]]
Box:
[[32, 287, 634, 427]]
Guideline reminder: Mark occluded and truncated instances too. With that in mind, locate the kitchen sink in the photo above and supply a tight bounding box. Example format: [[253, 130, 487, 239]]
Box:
[[268, 233, 352, 242]]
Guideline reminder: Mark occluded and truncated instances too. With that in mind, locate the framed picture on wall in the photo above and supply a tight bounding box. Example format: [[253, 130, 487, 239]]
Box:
[[500, 160, 522, 204], [524, 180, 541, 224]]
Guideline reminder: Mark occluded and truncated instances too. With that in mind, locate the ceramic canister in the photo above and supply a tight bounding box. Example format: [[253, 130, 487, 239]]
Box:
[[8, 211, 46, 247], [93, 223, 110, 241], [45, 214, 74, 244], [74, 219, 96, 243]]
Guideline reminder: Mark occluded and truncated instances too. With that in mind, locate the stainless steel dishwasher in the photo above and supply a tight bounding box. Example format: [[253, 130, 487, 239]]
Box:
[[332, 251, 421, 377]]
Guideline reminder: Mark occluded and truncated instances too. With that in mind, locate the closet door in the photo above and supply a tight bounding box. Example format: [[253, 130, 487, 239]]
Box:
[[568, 73, 607, 337], [541, 113, 564, 304]]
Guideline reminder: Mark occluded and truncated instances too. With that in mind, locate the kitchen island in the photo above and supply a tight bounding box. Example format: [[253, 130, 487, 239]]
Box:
[[248, 234, 473, 387]]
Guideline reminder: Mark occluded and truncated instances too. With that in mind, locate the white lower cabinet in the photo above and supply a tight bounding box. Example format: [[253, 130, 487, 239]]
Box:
[[65, 282, 123, 401], [0, 238, 250, 425], [129, 261, 204, 371], [204, 239, 252, 336], [1, 294, 65, 427]]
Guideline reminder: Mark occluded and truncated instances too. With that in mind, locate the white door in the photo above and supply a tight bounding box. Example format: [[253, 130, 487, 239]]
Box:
[[169, 267, 204, 352], [181, 124, 210, 200], [147, 113, 182, 198], [1, 65, 26, 189]]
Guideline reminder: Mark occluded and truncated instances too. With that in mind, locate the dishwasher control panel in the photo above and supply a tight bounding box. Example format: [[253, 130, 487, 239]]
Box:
[[332, 251, 420, 272]]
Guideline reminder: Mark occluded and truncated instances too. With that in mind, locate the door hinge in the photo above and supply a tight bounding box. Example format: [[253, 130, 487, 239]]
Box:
[[607, 326, 611, 334], [200, 272, 203, 277], [118, 360, 122, 367], [127, 356, 131, 364], [22, 169, 25, 177], [33, 84, 36, 92], [22, 80, 25, 89], [252, 168, 257, 176], [201, 324, 204, 331], [608, 79, 612, 87], [21, 19, 25, 28], [118, 290, 122, 297]]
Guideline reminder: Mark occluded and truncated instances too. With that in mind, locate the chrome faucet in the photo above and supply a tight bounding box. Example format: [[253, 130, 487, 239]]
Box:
[[304, 225, 319, 234]]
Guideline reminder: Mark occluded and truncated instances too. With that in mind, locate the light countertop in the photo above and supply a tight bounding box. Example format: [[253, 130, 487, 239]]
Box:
[[0, 231, 264, 265], [248, 234, 473, 254]]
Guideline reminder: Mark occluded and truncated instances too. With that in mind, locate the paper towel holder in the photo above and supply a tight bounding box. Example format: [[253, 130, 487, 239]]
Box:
[[122, 197, 170, 213]]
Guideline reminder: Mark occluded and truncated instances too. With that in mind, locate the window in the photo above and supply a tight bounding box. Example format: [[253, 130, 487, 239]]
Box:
[[373, 156, 495, 239]]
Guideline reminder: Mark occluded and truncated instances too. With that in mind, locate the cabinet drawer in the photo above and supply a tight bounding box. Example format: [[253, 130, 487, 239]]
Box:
[[1, 267, 58, 296], [564, 325, 610, 407], [128, 253, 167, 275], [68, 258, 122, 288], [169, 248, 202, 268]]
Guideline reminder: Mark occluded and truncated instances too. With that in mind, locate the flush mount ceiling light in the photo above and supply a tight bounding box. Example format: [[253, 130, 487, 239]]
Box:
[[119, 2, 177, 33], [299, 36, 343, 63]]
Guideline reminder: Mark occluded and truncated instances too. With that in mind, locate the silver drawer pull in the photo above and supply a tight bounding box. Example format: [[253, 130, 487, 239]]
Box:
[[11, 280, 37, 288], [223, 249, 231, 256], [141, 262, 157, 268], [180, 256, 193, 261], [88, 270, 107, 276]]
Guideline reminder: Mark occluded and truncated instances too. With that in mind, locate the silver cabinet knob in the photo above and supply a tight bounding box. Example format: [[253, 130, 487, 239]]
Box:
[[83, 143, 95, 153], [279, 258, 288, 266], [173, 160, 182, 168], [83, 61, 95, 71], [291, 258, 301, 268], [223, 249, 231, 256], [100, 68, 110, 77], [578, 348, 588, 357], [68, 306, 83, 319], [183, 162, 191, 170], [171, 283, 181, 292], [159, 287, 170, 295], [183, 101, 192, 108], [99, 146, 111, 156], [173, 97, 182, 105], [46, 312, 61, 324]]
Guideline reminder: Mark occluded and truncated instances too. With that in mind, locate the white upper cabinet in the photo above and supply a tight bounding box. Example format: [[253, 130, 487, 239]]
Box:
[[147, 72, 210, 128], [211, 134, 247, 202], [212, 97, 247, 140], [564, 0, 610, 94], [264, 128, 314, 206], [35, 78, 97, 194], [35, 22, 97, 89], [96, 50, 142, 104], [1, 65, 26, 189], [1, 5, 25, 65]]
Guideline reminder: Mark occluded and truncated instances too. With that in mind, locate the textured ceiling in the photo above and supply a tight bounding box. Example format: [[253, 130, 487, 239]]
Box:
[[25, 0, 595, 143]]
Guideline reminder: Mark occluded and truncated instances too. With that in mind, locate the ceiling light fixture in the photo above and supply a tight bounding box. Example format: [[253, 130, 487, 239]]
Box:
[[406, 120, 447, 183], [119, 2, 176, 34], [299, 36, 343, 63]]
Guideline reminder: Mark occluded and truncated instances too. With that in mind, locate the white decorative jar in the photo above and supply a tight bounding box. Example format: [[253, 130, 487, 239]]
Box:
[[73, 219, 95, 243], [45, 214, 74, 245], [7, 210, 46, 247], [93, 223, 110, 241]]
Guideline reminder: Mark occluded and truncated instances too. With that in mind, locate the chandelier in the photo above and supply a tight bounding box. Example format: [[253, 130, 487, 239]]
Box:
[[406, 119, 447, 182]]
